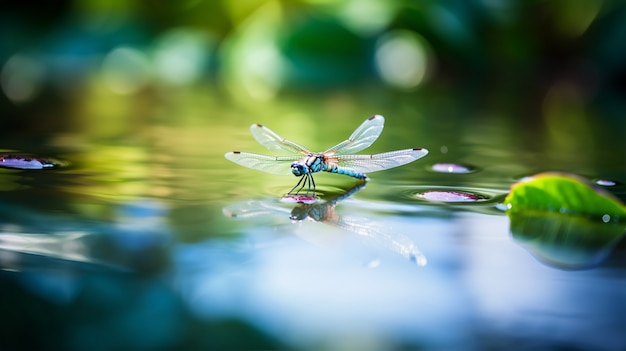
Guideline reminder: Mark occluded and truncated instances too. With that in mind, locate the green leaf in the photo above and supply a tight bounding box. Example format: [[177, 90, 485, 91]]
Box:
[[503, 172, 626, 219], [503, 172, 626, 269]]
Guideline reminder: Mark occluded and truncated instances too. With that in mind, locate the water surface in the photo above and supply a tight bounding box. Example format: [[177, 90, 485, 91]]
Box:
[[0, 90, 624, 351]]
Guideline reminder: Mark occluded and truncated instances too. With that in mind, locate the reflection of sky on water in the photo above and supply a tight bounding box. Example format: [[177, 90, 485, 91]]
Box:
[[0, 198, 170, 274], [175, 213, 471, 349], [461, 215, 626, 350], [174, 210, 626, 350]]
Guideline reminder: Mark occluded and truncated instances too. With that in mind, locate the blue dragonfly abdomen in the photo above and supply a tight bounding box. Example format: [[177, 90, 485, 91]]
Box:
[[326, 163, 367, 180]]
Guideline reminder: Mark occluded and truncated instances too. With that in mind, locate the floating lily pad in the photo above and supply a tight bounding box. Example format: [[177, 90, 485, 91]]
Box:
[[503, 172, 626, 219], [0, 153, 64, 170], [416, 190, 487, 202]]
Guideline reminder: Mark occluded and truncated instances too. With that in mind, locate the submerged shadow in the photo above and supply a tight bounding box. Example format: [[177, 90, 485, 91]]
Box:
[[223, 182, 427, 265]]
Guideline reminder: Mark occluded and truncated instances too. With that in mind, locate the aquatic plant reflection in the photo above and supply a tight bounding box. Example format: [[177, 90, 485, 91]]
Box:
[[0, 199, 171, 274], [508, 212, 625, 270]]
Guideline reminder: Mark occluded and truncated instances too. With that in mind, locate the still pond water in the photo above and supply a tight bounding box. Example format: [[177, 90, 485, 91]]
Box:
[[0, 90, 625, 350]]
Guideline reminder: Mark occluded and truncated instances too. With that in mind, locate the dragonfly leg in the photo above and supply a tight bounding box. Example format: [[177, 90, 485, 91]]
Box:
[[305, 174, 311, 195], [303, 174, 312, 194], [288, 176, 306, 195], [308, 173, 317, 195], [297, 176, 308, 194]]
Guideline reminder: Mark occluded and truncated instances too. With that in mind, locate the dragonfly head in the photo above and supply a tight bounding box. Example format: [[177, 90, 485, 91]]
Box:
[[290, 162, 308, 176]]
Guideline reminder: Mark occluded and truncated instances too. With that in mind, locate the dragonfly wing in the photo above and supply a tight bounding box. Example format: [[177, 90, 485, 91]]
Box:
[[250, 124, 312, 155], [324, 115, 385, 155], [333, 148, 429, 173], [225, 151, 301, 175]]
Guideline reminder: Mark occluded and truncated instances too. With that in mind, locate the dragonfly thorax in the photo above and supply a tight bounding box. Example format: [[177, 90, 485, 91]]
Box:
[[291, 154, 326, 177]]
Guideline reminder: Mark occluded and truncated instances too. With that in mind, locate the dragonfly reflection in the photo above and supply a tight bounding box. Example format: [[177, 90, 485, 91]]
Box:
[[223, 183, 427, 266], [225, 115, 428, 195]]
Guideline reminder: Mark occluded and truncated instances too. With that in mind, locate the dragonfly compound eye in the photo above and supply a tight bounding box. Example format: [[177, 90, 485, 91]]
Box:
[[291, 162, 307, 176]]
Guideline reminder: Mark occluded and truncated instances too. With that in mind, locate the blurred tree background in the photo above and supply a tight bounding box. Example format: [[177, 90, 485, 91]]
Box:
[[0, 0, 625, 140]]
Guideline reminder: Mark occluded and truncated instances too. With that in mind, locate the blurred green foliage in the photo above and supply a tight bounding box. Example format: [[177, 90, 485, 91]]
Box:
[[1, 0, 625, 102]]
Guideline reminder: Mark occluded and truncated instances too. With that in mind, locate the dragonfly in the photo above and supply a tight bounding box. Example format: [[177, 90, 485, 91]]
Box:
[[224, 115, 429, 195]]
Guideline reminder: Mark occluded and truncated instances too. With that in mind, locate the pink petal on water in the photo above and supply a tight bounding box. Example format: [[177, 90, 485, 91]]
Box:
[[416, 190, 486, 202]]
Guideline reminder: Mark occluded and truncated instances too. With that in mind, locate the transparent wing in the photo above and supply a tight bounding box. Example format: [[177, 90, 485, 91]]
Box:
[[250, 123, 312, 155], [332, 148, 429, 173], [323, 115, 385, 155], [225, 151, 301, 175]]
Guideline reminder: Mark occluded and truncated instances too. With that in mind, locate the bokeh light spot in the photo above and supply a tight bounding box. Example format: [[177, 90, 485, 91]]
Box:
[[374, 30, 432, 89], [337, 0, 397, 35], [153, 28, 212, 86], [1, 54, 45, 104], [101, 47, 152, 95], [220, 1, 285, 101]]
